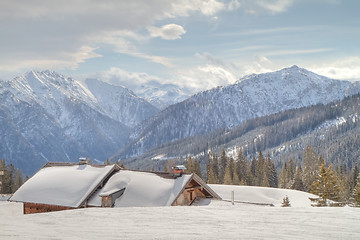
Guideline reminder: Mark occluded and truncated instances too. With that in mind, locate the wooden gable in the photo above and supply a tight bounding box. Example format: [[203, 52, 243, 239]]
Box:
[[172, 173, 222, 206]]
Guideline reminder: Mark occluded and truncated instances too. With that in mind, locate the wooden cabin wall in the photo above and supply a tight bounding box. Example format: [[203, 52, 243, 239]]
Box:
[[23, 202, 73, 214], [172, 184, 207, 206]]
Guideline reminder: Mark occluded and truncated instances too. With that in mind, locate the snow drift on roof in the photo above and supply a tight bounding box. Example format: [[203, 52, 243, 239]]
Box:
[[10, 165, 115, 208], [88, 170, 192, 207]]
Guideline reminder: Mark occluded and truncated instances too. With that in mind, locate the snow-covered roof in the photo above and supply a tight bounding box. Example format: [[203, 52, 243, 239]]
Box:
[[174, 165, 186, 170], [88, 170, 193, 207], [10, 164, 117, 208]]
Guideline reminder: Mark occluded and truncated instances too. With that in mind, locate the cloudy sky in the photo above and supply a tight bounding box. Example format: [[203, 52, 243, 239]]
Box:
[[0, 0, 359, 92]]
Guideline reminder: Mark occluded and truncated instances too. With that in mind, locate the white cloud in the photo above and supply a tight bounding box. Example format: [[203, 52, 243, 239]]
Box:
[[306, 57, 360, 81], [147, 24, 186, 40], [265, 48, 334, 57], [198, 0, 226, 15], [195, 52, 226, 66], [90, 67, 165, 89], [97, 64, 237, 93], [88, 31, 175, 68], [234, 55, 275, 77], [0, 0, 225, 72], [173, 64, 238, 92], [170, 0, 225, 17], [175, 52, 240, 91], [0, 45, 101, 71], [228, 0, 242, 10], [256, 0, 294, 13], [91, 54, 240, 94], [236, 0, 295, 14]]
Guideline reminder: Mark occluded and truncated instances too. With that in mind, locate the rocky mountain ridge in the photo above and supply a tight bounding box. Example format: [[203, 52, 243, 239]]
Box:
[[113, 65, 360, 160], [0, 70, 158, 174]]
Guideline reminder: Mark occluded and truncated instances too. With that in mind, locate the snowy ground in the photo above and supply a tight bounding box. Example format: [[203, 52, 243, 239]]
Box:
[[209, 184, 319, 207], [1, 186, 360, 239]]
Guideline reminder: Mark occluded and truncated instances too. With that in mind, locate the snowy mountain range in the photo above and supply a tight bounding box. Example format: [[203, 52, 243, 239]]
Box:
[[113, 66, 360, 160], [2, 66, 360, 175], [87, 70, 191, 109], [127, 81, 191, 110], [0, 70, 158, 174]]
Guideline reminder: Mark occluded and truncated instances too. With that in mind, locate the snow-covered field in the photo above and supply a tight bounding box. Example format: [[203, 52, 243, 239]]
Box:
[[209, 184, 319, 207], [1, 185, 360, 239]]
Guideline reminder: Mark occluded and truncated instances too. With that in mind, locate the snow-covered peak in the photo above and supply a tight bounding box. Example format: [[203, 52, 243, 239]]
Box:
[[238, 65, 326, 84], [4, 70, 100, 129], [4, 70, 159, 129], [118, 66, 360, 159], [284, 64, 300, 71], [232, 65, 357, 107], [85, 78, 138, 99], [8, 70, 97, 105], [85, 78, 159, 127]]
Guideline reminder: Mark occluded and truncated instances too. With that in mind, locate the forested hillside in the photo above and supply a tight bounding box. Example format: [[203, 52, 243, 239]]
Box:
[[119, 93, 360, 172]]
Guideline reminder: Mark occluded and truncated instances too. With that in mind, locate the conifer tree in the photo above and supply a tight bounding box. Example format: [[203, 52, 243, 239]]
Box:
[[291, 166, 305, 191], [236, 149, 249, 184], [303, 146, 319, 191], [350, 163, 359, 191], [318, 155, 325, 166], [261, 172, 270, 187], [246, 167, 254, 186], [228, 157, 235, 181], [279, 162, 289, 189], [219, 149, 227, 183], [336, 166, 351, 202], [250, 156, 257, 186], [281, 196, 291, 207], [223, 162, 233, 185], [12, 168, 23, 192], [185, 156, 194, 174], [232, 168, 240, 185], [351, 175, 360, 207], [0, 160, 8, 194], [310, 163, 340, 206], [212, 154, 219, 182], [193, 159, 203, 179], [262, 155, 277, 188], [267, 157, 278, 188], [288, 158, 296, 181], [207, 163, 218, 184], [0, 161, 12, 194], [255, 151, 265, 186], [206, 156, 212, 182]]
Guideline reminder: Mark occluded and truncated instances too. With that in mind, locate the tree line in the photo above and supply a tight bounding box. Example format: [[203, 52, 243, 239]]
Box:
[[0, 159, 25, 194], [184, 146, 360, 207]]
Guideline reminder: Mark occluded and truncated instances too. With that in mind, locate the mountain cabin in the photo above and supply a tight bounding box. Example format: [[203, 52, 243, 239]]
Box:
[[9, 161, 221, 214]]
